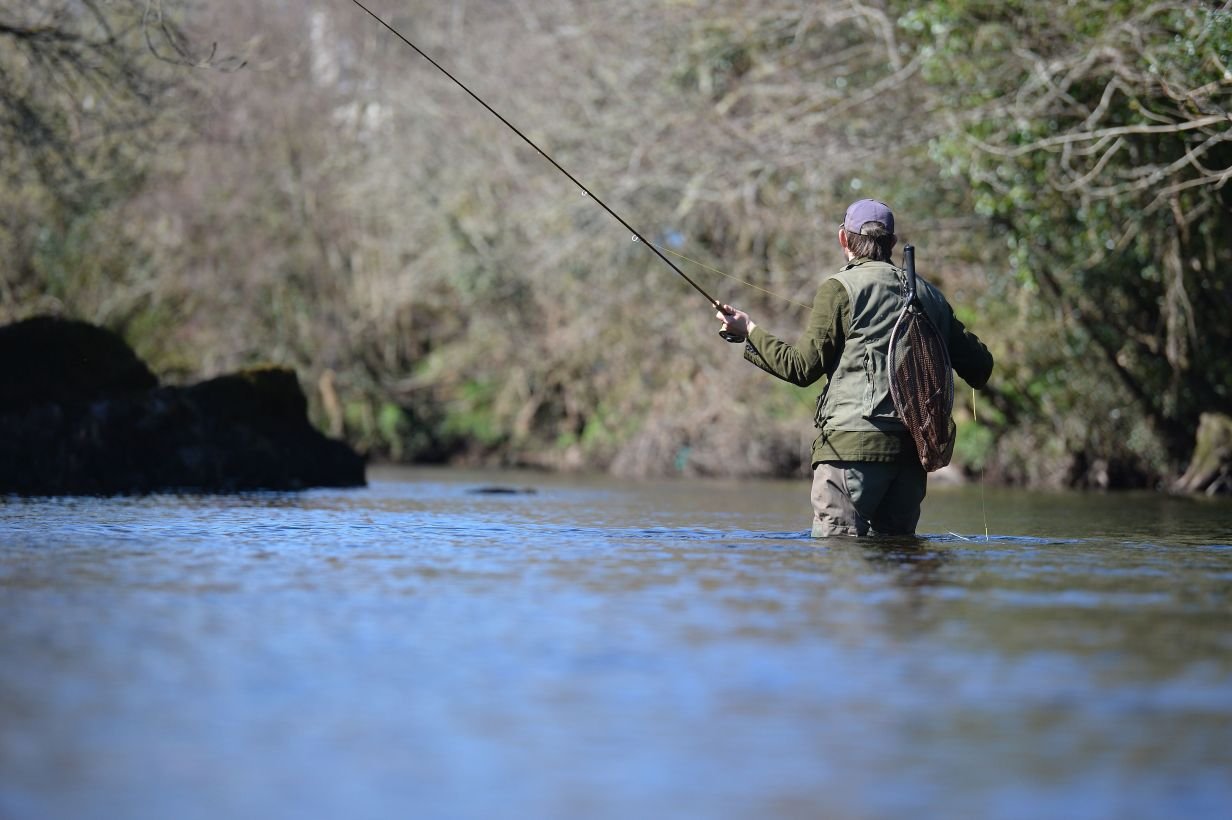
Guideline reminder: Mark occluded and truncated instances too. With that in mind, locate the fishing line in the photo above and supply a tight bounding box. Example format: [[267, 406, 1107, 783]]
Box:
[[973, 386, 990, 541], [346, 0, 747, 340]]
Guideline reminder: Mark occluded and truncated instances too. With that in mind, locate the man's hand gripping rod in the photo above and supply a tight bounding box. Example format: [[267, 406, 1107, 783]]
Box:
[[717, 310, 745, 343]]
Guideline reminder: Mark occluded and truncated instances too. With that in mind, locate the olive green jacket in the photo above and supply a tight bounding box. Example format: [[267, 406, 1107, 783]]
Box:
[[744, 258, 994, 466]]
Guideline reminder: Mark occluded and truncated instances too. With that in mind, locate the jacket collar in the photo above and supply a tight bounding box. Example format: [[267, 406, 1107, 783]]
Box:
[[841, 256, 876, 271]]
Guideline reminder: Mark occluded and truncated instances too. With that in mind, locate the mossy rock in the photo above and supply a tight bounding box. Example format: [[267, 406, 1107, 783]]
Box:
[[0, 315, 157, 412], [187, 366, 309, 429]]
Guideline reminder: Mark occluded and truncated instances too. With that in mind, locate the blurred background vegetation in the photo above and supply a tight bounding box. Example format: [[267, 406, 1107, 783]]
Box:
[[2, 0, 1229, 489]]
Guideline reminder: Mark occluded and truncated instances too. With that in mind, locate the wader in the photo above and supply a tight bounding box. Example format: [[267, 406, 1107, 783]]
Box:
[[811, 460, 927, 537]]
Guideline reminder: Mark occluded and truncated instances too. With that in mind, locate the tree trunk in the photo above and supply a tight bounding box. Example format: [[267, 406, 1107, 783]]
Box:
[[1174, 413, 1232, 495]]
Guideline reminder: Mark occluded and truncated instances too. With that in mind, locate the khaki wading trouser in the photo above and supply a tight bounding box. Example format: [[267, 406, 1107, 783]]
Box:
[[811, 460, 927, 537]]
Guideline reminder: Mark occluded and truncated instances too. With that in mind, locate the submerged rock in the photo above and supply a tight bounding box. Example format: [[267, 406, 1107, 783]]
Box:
[[468, 486, 538, 495], [0, 316, 365, 496]]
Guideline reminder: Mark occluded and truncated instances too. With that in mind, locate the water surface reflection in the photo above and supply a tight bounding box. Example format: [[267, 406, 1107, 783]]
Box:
[[1, 467, 1229, 819]]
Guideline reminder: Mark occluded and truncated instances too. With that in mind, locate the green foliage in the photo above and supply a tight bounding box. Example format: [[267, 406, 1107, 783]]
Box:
[[377, 402, 409, 461], [897, 0, 1232, 484], [954, 417, 993, 472], [440, 380, 507, 449]]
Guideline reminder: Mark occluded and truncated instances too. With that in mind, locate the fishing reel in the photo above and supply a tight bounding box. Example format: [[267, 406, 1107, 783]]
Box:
[[717, 303, 747, 343]]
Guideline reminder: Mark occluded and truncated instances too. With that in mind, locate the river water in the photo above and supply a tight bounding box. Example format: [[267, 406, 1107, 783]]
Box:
[[2, 466, 1230, 819]]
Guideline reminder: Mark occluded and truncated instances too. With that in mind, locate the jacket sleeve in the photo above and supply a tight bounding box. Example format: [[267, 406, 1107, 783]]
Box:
[[947, 313, 994, 389], [742, 278, 848, 387]]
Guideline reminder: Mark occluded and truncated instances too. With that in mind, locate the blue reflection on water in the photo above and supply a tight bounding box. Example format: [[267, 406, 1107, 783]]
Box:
[[1, 470, 1230, 820]]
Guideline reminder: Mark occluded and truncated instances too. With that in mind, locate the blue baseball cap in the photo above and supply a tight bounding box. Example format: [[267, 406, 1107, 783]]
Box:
[[843, 199, 895, 236]]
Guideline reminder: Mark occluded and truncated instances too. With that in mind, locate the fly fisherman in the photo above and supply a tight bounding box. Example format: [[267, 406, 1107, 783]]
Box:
[[717, 199, 994, 537]]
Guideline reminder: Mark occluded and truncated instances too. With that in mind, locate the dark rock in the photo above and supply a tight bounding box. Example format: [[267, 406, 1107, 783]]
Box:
[[0, 316, 365, 496], [0, 316, 157, 412]]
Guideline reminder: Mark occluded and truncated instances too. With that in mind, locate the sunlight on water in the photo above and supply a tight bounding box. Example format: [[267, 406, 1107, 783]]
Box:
[[2, 467, 1230, 819]]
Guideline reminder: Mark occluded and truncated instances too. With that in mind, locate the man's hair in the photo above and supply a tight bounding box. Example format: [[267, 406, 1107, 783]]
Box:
[[843, 222, 896, 262]]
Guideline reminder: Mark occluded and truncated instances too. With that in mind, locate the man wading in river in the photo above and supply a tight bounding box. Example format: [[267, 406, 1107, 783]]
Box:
[[717, 199, 994, 537]]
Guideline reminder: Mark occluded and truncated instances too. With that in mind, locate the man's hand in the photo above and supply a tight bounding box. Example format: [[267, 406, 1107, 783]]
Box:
[[716, 304, 755, 339]]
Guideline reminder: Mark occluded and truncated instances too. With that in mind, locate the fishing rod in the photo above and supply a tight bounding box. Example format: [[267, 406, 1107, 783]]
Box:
[[346, 0, 745, 342]]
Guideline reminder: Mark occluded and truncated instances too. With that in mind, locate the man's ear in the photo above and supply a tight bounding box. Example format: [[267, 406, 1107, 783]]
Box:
[[837, 227, 849, 252]]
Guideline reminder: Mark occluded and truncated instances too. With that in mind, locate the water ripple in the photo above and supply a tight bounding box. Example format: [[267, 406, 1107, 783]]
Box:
[[2, 470, 1230, 819]]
